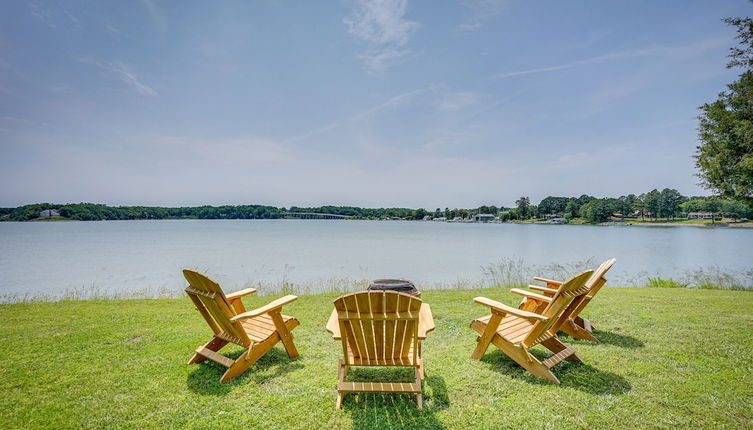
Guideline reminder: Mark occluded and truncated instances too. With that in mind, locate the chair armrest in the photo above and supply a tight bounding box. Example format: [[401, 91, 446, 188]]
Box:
[[325, 309, 341, 339], [473, 297, 548, 321], [533, 277, 562, 286], [230, 295, 297, 321], [510, 288, 553, 303], [527, 285, 559, 295], [226, 288, 257, 301], [417, 304, 435, 339]]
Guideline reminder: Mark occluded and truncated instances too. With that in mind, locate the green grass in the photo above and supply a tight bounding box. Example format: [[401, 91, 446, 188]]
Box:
[[1, 288, 752, 429]]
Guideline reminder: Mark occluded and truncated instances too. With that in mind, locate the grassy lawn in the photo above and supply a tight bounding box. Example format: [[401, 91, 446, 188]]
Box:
[[1, 288, 752, 429]]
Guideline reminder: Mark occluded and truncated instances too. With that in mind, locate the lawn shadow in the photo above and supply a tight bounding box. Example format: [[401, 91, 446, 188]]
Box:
[[480, 349, 631, 395], [340, 368, 449, 429], [591, 329, 645, 349], [560, 329, 644, 349], [186, 346, 303, 396]]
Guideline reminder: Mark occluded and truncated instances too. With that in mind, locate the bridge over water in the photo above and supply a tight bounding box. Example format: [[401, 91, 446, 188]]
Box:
[[281, 212, 349, 220]]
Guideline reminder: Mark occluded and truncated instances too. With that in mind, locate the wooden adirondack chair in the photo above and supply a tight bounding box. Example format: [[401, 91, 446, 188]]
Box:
[[183, 269, 300, 382], [516, 258, 616, 342], [470, 270, 594, 383], [325, 291, 435, 409]]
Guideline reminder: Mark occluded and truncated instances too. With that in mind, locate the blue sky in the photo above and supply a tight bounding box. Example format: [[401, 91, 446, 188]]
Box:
[[0, 0, 748, 208]]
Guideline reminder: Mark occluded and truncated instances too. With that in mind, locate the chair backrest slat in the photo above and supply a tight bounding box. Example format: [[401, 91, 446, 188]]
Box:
[[524, 270, 594, 347], [585, 258, 616, 298], [335, 291, 422, 364], [559, 258, 616, 327], [183, 269, 250, 345]]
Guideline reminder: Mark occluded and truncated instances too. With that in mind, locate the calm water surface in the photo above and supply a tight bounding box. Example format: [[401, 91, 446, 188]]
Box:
[[0, 220, 751, 297]]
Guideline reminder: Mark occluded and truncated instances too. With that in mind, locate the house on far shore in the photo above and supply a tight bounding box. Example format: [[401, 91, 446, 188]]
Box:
[[432, 217, 447, 222], [474, 214, 496, 222], [688, 212, 714, 219], [39, 209, 60, 217]]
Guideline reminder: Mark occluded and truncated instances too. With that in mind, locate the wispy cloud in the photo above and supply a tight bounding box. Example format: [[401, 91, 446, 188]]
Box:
[[495, 37, 729, 79], [354, 86, 430, 119], [140, 0, 166, 31], [459, 0, 509, 31], [78, 57, 158, 97], [437, 91, 480, 111], [28, 1, 56, 28], [343, 0, 420, 73], [283, 87, 430, 144], [547, 146, 626, 170], [495, 47, 664, 79], [108, 62, 158, 96], [62, 8, 79, 26]]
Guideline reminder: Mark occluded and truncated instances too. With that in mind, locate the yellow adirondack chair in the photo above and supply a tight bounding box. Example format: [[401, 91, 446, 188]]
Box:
[[470, 270, 594, 383], [516, 258, 616, 342], [183, 269, 300, 382], [325, 291, 435, 409]]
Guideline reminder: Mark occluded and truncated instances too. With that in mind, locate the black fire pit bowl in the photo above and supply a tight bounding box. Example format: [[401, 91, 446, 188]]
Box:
[[367, 279, 420, 297]]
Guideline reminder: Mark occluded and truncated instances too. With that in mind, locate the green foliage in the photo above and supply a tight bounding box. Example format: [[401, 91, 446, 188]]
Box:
[[538, 196, 569, 215], [695, 15, 753, 208], [724, 15, 753, 70], [696, 71, 753, 207], [2, 192, 749, 224], [514, 196, 530, 219], [578, 199, 614, 223], [1, 203, 421, 222]]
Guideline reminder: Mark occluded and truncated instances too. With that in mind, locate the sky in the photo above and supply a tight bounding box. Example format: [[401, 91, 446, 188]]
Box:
[[0, 0, 749, 209]]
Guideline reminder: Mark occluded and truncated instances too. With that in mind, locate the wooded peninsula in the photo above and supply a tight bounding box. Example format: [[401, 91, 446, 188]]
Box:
[[2, 188, 751, 224]]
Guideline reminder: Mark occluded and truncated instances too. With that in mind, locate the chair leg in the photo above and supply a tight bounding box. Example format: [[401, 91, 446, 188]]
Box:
[[491, 337, 560, 383], [415, 367, 423, 409], [562, 319, 599, 342], [574, 316, 594, 332], [220, 335, 278, 382], [336, 359, 348, 410], [188, 336, 228, 365], [270, 312, 299, 358], [471, 313, 502, 360]]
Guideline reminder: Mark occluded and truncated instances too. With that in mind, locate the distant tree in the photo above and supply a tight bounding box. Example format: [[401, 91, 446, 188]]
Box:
[[577, 194, 595, 206], [659, 188, 685, 219], [643, 189, 661, 220], [515, 196, 530, 219], [618, 194, 638, 218], [579, 199, 612, 223], [721, 199, 753, 220], [633, 194, 646, 221], [538, 196, 568, 215], [565, 198, 579, 218], [412, 208, 428, 220], [695, 14, 753, 208]]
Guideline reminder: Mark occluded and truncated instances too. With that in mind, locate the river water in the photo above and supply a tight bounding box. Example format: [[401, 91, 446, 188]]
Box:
[[0, 219, 750, 299]]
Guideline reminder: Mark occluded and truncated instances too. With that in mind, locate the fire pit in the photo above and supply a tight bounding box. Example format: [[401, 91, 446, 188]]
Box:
[[367, 278, 420, 296]]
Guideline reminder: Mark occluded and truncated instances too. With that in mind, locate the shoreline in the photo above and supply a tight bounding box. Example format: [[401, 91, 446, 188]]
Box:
[[5, 217, 753, 228]]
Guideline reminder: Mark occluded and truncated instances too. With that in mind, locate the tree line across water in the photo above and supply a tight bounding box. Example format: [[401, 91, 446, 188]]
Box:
[[508, 189, 751, 223], [1, 189, 750, 223]]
